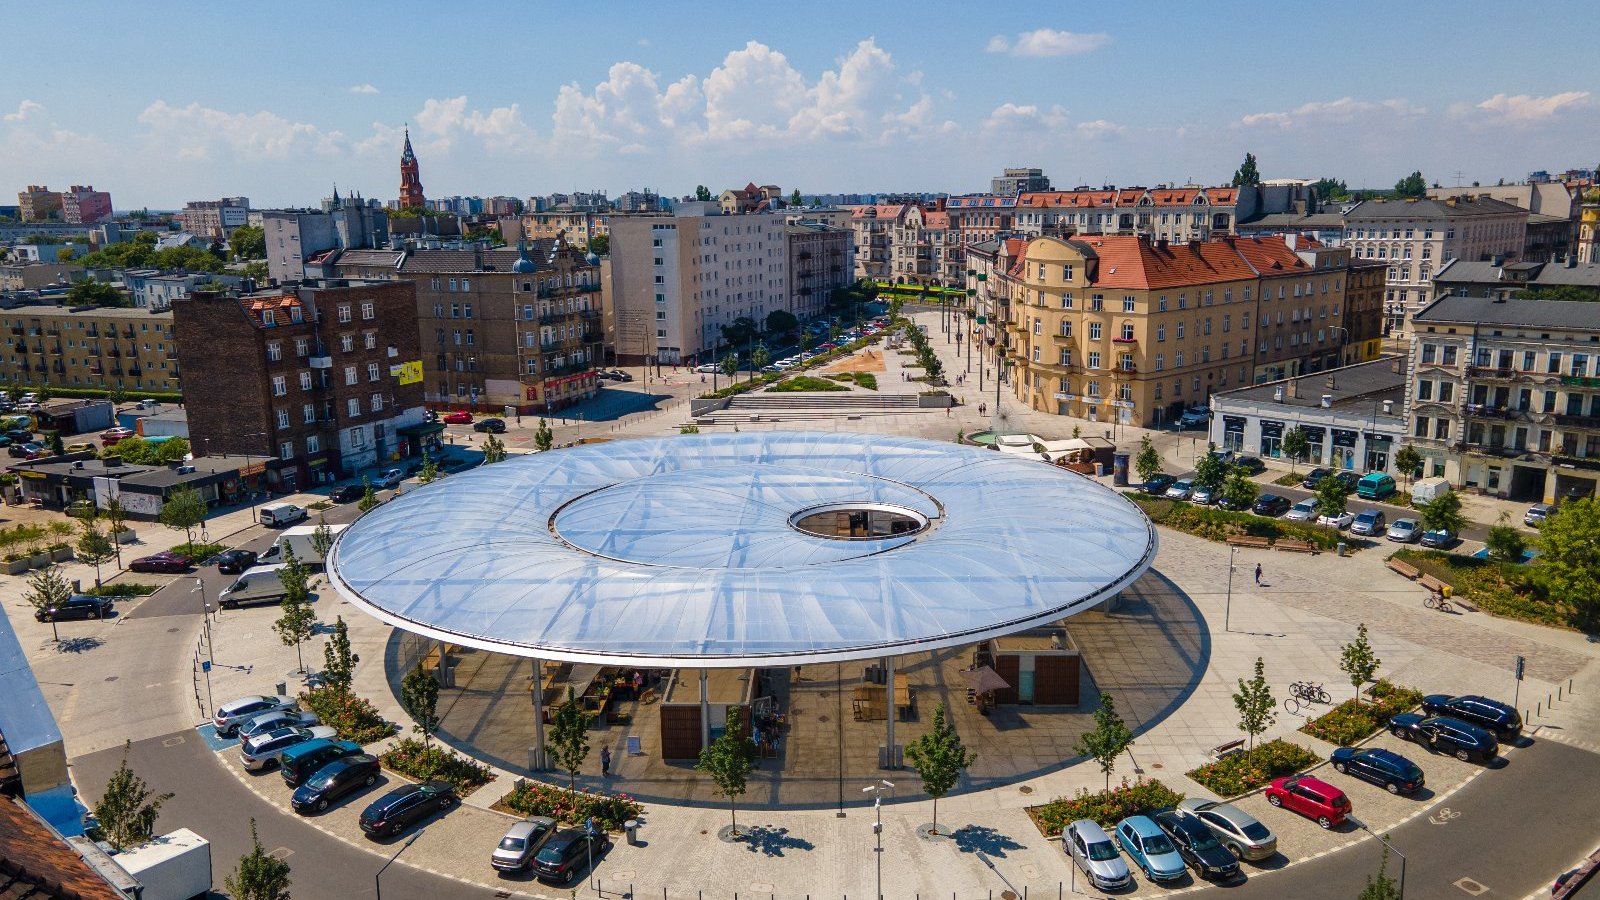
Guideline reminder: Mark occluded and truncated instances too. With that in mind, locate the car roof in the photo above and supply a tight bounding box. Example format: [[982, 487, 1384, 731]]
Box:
[[1118, 815, 1163, 837], [1365, 748, 1413, 767], [1067, 819, 1112, 841]]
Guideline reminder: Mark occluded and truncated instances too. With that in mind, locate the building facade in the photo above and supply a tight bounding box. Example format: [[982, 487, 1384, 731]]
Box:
[[1427, 182, 1577, 263], [518, 210, 608, 246], [1208, 357, 1408, 473], [1431, 258, 1600, 302], [991, 168, 1050, 196], [262, 199, 390, 284], [0, 304, 178, 393], [58, 186, 113, 225], [179, 198, 250, 238], [16, 186, 62, 222], [1578, 191, 1600, 264], [0, 262, 83, 292], [1342, 260, 1388, 365], [785, 223, 852, 320]]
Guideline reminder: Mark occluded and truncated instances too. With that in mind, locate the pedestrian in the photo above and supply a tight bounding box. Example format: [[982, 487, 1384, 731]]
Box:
[[599, 745, 611, 777], [1254, 563, 1262, 586], [633, 670, 644, 695], [946, 405, 951, 417]]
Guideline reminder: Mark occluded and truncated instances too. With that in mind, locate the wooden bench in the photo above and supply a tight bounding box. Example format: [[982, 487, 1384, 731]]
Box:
[[1275, 539, 1319, 554], [1210, 738, 1246, 761], [1386, 557, 1421, 580], [1419, 574, 1450, 595], [1226, 535, 1273, 549]]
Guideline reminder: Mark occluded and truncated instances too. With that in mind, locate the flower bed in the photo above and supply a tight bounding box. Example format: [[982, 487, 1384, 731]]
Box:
[[1124, 493, 1342, 550], [1392, 548, 1571, 628], [1027, 779, 1185, 837], [494, 780, 643, 832], [84, 582, 158, 597], [170, 542, 227, 562], [1185, 740, 1320, 798], [766, 375, 848, 393], [1300, 680, 1424, 746], [1272, 472, 1304, 487], [298, 686, 396, 744], [379, 738, 494, 796]]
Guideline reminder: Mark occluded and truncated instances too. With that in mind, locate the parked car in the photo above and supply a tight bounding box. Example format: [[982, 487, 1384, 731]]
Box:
[[280, 739, 363, 787], [240, 725, 337, 772], [358, 781, 458, 838], [1151, 809, 1241, 881], [1332, 471, 1360, 491], [1285, 499, 1319, 521], [1388, 713, 1499, 763], [1420, 528, 1456, 548], [329, 484, 365, 503], [440, 411, 471, 424], [375, 468, 404, 489], [1317, 510, 1356, 529], [1165, 479, 1195, 501], [1264, 775, 1350, 829], [1525, 503, 1555, 527], [1062, 820, 1132, 891], [1349, 509, 1388, 536], [129, 551, 193, 573], [1385, 519, 1422, 543], [1330, 747, 1425, 795], [1191, 485, 1219, 505], [531, 827, 610, 884], [100, 426, 135, 445], [3, 429, 32, 444], [1420, 694, 1523, 741], [1142, 473, 1177, 495], [1356, 472, 1397, 500], [289, 754, 381, 814], [64, 442, 96, 454], [1218, 493, 1253, 511], [1301, 467, 1334, 489], [19, 442, 46, 459], [33, 594, 114, 622], [1234, 456, 1266, 475], [473, 417, 507, 433], [1252, 494, 1291, 517], [1178, 407, 1210, 429], [492, 817, 559, 872], [1114, 815, 1187, 883], [694, 363, 719, 374], [608, 369, 633, 382], [213, 695, 297, 737], [238, 709, 320, 743]]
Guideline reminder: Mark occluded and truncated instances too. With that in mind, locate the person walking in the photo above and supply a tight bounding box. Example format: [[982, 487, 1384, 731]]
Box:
[[600, 745, 611, 777], [1254, 563, 1262, 586]]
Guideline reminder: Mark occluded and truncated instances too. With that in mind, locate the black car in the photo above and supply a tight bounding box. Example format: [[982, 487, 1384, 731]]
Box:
[[215, 549, 259, 574], [1389, 713, 1498, 763], [1333, 471, 1360, 491], [608, 369, 633, 382], [358, 780, 457, 837], [1151, 809, 1240, 880], [1252, 494, 1291, 517], [1329, 747, 1425, 795], [1421, 694, 1522, 741], [473, 417, 507, 434], [531, 827, 610, 883], [1301, 467, 1334, 489], [1234, 456, 1266, 475], [329, 484, 365, 503], [6, 443, 31, 458], [1143, 473, 1177, 495], [4, 429, 33, 444], [289, 754, 381, 814], [34, 594, 113, 622]]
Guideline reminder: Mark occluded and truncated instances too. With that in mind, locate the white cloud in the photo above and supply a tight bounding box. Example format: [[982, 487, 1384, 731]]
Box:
[[348, 83, 379, 95], [136, 101, 339, 161], [2, 100, 43, 122], [1237, 96, 1425, 129], [1076, 119, 1126, 140], [983, 102, 1069, 132], [1474, 91, 1590, 122], [413, 96, 538, 155], [553, 62, 702, 153], [986, 29, 1111, 58]]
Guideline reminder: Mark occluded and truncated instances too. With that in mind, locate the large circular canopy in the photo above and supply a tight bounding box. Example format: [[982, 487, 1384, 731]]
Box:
[[327, 432, 1156, 667]]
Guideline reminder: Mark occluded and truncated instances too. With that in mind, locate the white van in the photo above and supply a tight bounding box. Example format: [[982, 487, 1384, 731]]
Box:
[[217, 564, 291, 609], [1410, 476, 1452, 504], [259, 523, 349, 570], [258, 503, 308, 528]]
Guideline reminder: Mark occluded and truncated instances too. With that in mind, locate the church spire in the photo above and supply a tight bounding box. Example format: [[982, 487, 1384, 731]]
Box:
[[398, 124, 425, 209]]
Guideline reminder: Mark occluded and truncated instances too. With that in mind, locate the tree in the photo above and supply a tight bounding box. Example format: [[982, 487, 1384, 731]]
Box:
[[23, 565, 73, 642], [417, 451, 439, 483], [750, 342, 770, 381], [356, 477, 378, 513], [719, 354, 739, 382], [1339, 624, 1381, 700], [1231, 152, 1261, 187], [547, 687, 592, 797], [1222, 466, 1259, 510], [1310, 177, 1349, 202], [903, 704, 974, 835], [104, 497, 127, 566], [108, 383, 128, 405], [1233, 657, 1276, 750], [1134, 435, 1164, 485], [1511, 284, 1600, 303], [1393, 171, 1428, 199], [67, 279, 126, 307], [694, 185, 712, 202], [789, 188, 803, 206], [696, 730, 753, 838], [720, 316, 759, 350], [225, 819, 291, 900], [1314, 473, 1352, 519], [1535, 497, 1600, 629], [1393, 445, 1424, 486], [229, 224, 266, 260], [764, 309, 799, 336], [1073, 692, 1134, 791], [272, 546, 316, 674], [1359, 846, 1402, 900], [1485, 511, 1526, 563], [34, 384, 50, 403], [93, 743, 172, 851], [401, 662, 441, 747], [158, 486, 206, 545], [309, 515, 335, 562], [46, 431, 64, 456], [679, 424, 700, 434], [533, 419, 553, 453], [1418, 491, 1467, 536], [1281, 427, 1309, 474], [56, 247, 77, 263], [75, 519, 116, 587], [482, 432, 507, 463], [321, 616, 359, 693], [1191, 448, 1230, 496]]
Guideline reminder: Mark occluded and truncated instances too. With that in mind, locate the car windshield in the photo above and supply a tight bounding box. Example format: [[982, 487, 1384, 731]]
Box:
[[307, 767, 340, 788], [1086, 840, 1119, 861], [1241, 822, 1272, 841], [1189, 829, 1221, 850], [1356, 513, 1376, 523], [498, 836, 525, 851], [535, 841, 570, 863], [1142, 834, 1176, 855]]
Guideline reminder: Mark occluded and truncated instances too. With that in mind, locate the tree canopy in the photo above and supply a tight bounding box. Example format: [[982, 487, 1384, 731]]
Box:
[[1393, 170, 1428, 199], [1511, 284, 1600, 303], [67, 279, 128, 307], [1311, 177, 1349, 202], [1231, 153, 1261, 187], [1536, 497, 1600, 629], [229, 224, 266, 260]]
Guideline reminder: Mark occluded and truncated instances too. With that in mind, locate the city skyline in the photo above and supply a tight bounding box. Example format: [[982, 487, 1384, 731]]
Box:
[[3, 0, 1596, 207]]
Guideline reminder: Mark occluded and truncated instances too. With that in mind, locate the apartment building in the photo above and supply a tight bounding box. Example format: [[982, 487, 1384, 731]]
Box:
[[1432, 257, 1600, 302], [1407, 294, 1600, 503], [0, 262, 83, 292], [172, 280, 426, 487], [1344, 195, 1528, 335], [1578, 191, 1600, 264], [179, 198, 250, 238], [0, 304, 178, 393], [16, 186, 61, 222], [786, 223, 852, 320], [262, 199, 389, 284], [1428, 182, 1577, 262], [1343, 260, 1388, 364], [992, 167, 1051, 196], [519, 210, 607, 246], [963, 237, 1027, 378], [1241, 237, 1351, 382], [609, 203, 787, 365], [58, 186, 113, 225], [1209, 357, 1407, 473], [719, 182, 783, 215]]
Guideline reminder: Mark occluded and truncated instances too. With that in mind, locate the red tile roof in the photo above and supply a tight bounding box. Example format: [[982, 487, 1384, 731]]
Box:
[[0, 797, 126, 900], [1031, 235, 1280, 289], [1017, 186, 1241, 209]]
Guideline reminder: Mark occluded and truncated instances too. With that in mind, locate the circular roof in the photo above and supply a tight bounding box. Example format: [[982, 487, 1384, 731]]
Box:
[[327, 432, 1156, 667]]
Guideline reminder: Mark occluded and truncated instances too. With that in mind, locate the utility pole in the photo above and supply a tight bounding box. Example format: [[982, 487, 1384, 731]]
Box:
[[1224, 544, 1237, 633], [864, 780, 894, 900]]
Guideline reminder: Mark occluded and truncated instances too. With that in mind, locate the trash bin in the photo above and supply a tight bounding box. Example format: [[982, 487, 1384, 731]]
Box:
[[1337, 542, 1347, 557], [624, 819, 640, 846], [1094, 463, 1105, 477], [275, 681, 287, 696]]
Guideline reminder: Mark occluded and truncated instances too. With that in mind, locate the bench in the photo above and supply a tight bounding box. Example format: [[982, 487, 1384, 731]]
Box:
[[1210, 738, 1246, 761], [1386, 557, 1421, 580], [1419, 574, 1450, 595], [1275, 539, 1319, 554], [1226, 535, 1273, 549]]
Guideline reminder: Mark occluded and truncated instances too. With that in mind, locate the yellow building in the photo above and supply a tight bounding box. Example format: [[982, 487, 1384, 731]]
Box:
[[1579, 190, 1600, 264], [0, 304, 179, 393]]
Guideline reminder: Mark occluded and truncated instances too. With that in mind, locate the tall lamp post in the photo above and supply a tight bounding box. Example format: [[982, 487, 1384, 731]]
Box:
[[1224, 544, 1238, 633], [374, 828, 424, 900], [864, 780, 895, 900], [1351, 817, 1406, 900]]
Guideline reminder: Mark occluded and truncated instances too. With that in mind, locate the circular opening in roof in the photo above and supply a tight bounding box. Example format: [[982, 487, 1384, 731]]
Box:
[[789, 502, 929, 541]]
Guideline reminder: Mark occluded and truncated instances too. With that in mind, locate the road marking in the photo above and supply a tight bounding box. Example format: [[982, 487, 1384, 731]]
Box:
[[1428, 806, 1462, 825], [268, 847, 293, 860]]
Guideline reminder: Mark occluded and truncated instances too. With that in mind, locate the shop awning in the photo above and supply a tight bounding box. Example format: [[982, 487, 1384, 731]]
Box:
[[398, 421, 447, 438]]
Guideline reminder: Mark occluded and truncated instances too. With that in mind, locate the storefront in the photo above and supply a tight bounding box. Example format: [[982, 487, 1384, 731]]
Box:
[[1221, 415, 1246, 452], [397, 421, 446, 458], [1331, 429, 1359, 470], [1364, 432, 1394, 473], [1259, 420, 1285, 458]]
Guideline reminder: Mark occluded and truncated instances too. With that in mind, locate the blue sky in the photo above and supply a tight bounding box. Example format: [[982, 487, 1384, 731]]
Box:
[[3, 1, 1596, 208]]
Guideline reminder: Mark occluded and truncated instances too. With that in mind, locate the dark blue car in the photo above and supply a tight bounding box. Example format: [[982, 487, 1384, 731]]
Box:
[[1330, 747, 1425, 794], [1389, 714, 1498, 763], [1420, 694, 1521, 741]]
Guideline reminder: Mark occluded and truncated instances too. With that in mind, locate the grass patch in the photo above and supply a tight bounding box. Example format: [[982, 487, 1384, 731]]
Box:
[[827, 373, 853, 381], [1272, 472, 1304, 487], [84, 582, 159, 597], [494, 781, 644, 833], [1300, 680, 1423, 746], [850, 372, 877, 390], [170, 541, 226, 561], [766, 375, 849, 393], [379, 737, 494, 796], [1185, 739, 1321, 798], [1124, 493, 1343, 550], [298, 686, 397, 745], [307, 500, 333, 511], [1392, 548, 1572, 628], [1028, 779, 1185, 837]]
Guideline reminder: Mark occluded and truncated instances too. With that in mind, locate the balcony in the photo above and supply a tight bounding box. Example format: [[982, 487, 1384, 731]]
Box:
[[1118, 363, 1139, 374], [44, 328, 59, 337], [109, 367, 124, 377], [1559, 374, 1600, 389], [1456, 441, 1527, 459], [579, 308, 602, 319], [49, 345, 62, 355], [88, 344, 102, 356], [1461, 403, 1516, 420], [1554, 413, 1600, 430], [308, 355, 333, 369], [1553, 453, 1600, 472], [89, 367, 104, 376], [1466, 364, 1518, 379], [85, 328, 99, 338], [51, 362, 64, 375], [7, 327, 20, 336], [31, 364, 45, 373], [10, 342, 24, 354], [106, 347, 120, 358], [121, 327, 136, 339], [128, 366, 142, 377]]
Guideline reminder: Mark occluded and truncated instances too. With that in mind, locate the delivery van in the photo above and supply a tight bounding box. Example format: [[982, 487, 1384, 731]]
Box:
[[259, 503, 308, 528], [216, 564, 291, 609], [259, 523, 349, 570], [1356, 472, 1397, 500]]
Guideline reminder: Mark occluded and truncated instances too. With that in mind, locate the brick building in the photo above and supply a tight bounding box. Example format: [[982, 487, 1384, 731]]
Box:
[[786, 222, 852, 320], [172, 280, 427, 489]]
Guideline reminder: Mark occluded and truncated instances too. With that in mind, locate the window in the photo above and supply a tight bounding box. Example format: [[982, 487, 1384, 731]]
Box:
[[1176, 322, 1185, 339], [299, 371, 312, 391], [1418, 380, 1433, 401], [1415, 416, 1429, 437], [1121, 323, 1135, 340], [340, 365, 355, 386], [303, 403, 316, 424], [1435, 419, 1451, 440], [463, 303, 473, 319], [1122, 296, 1135, 312], [452, 329, 462, 346], [346, 397, 360, 418], [1154, 354, 1164, 371], [266, 341, 282, 362], [370, 393, 383, 412], [1421, 344, 1437, 364], [461, 278, 471, 292], [1175, 351, 1186, 367], [1062, 293, 1074, 309], [337, 304, 352, 324], [465, 330, 475, 347], [279, 441, 294, 460], [1203, 318, 1212, 336], [1032, 346, 1040, 362], [1059, 320, 1072, 337], [295, 337, 309, 357], [1062, 264, 1074, 281], [1156, 323, 1166, 342], [276, 408, 290, 429], [1033, 319, 1041, 335], [340, 335, 354, 353], [367, 362, 380, 382], [306, 435, 320, 454], [361, 302, 374, 320], [1438, 382, 1454, 402], [1548, 351, 1564, 374], [1059, 348, 1072, 366], [1442, 346, 1458, 366], [450, 303, 460, 319], [1089, 322, 1102, 340], [1087, 351, 1101, 369], [364, 332, 376, 350]]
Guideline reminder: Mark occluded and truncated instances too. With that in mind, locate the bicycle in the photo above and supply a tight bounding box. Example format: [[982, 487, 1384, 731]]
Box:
[[1424, 593, 1454, 613], [1289, 680, 1331, 705]]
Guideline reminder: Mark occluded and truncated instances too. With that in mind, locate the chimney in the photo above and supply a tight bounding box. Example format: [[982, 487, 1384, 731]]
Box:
[[1321, 394, 1333, 408], [1286, 377, 1299, 398]]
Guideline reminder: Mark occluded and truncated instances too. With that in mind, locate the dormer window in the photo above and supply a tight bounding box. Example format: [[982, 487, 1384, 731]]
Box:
[[262, 309, 275, 326]]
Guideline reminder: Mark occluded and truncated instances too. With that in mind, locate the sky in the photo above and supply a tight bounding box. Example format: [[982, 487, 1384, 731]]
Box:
[[3, 1, 1597, 209]]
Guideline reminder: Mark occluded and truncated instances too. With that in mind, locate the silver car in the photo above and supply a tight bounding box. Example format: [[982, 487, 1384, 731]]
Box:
[[237, 709, 319, 743], [1175, 799, 1278, 861], [491, 816, 558, 872], [1386, 518, 1421, 543], [213, 695, 297, 736], [1525, 503, 1554, 527], [1165, 479, 1194, 500], [1285, 498, 1318, 521], [1063, 820, 1132, 891], [240, 725, 337, 771]]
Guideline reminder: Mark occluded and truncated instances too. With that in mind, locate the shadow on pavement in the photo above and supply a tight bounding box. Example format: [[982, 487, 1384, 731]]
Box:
[[739, 823, 815, 856], [953, 823, 1027, 858]]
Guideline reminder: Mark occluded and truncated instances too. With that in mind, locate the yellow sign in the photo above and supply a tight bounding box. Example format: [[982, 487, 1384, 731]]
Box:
[[390, 360, 424, 385]]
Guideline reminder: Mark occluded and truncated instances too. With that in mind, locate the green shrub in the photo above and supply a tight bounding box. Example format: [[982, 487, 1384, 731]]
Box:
[[851, 372, 878, 391], [1029, 779, 1185, 837], [1272, 472, 1303, 487], [170, 542, 226, 562], [1300, 680, 1423, 746], [1124, 493, 1342, 549], [497, 780, 643, 832], [766, 375, 848, 393], [84, 582, 158, 597], [1185, 740, 1320, 797], [1392, 549, 1569, 628], [2, 384, 183, 403], [299, 686, 396, 744], [380, 738, 494, 795]]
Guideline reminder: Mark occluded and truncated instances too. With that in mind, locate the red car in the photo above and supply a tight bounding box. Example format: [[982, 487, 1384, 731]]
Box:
[[128, 551, 193, 573], [1265, 775, 1349, 829], [101, 427, 135, 446], [441, 411, 472, 424]]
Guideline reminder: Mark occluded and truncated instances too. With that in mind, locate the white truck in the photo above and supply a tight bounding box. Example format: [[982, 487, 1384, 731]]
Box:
[[258, 523, 349, 569], [113, 828, 211, 900]]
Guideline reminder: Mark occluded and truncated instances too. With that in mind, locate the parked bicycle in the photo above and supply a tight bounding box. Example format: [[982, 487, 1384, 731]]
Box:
[[1424, 592, 1453, 613], [1288, 680, 1331, 705]]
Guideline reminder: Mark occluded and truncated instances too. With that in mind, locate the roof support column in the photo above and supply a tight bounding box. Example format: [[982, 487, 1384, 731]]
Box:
[[884, 655, 898, 769], [699, 669, 711, 752], [530, 656, 546, 771]]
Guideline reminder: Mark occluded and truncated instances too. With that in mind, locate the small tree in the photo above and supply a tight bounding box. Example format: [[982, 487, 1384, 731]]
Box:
[[1535, 498, 1600, 629], [1222, 466, 1259, 510], [225, 819, 291, 900], [679, 424, 701, 435], [1231, 152, 1261, 187], [534, 419, 554, 453], [1418, 491, 1467, 536], [1339, 624, 1381, 700], [1281, 427, 1309, 474], [309, 515, 335, 562], [1233, 657, 1276, 750], [750, 342, 770, 382], [1314, 473, 1352, 519], [1073, 692, 1134, 791], [696, 730, 753, 837], [24, 564, 73, 642], [46, 431, 65, 456], [1134, 435, 1163, 485], [719, 354, 739, 383], [401, 662, 440, 747], [1192, 446, 1229, 494], [417, 451, 439, 484], [903, 703, 974, 835], [158, 486, 206, 545], [321, 616, 359, 693], [36, 384, 51, 403], [272, 547, 316, 674], [356, 477, 378, 513], [547, 687, 592, 796], [1485, 511, 1526, 562], [93, 742, 173, 851], [104, 497, 126, 566], [1393, 445, 1424, 487], [75, 519, 116, 587], [482, 432, 507, 463], [1358, 846, 1402, 900]]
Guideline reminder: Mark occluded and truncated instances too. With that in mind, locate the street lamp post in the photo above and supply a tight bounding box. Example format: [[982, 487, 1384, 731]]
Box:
[[1351, 818, 1406, 900], [864, 780, 895, 900], [374, 828, 424, 900], [1224, 544, 1237, 633]]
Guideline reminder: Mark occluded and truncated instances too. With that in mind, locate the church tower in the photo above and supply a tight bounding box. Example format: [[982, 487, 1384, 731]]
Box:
[[398, 127, 425, 209]]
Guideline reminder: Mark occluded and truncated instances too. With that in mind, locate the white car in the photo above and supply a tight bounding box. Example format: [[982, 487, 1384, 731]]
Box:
[[1317, 510, 1356, 529], [694, 363, 720, 373], [213, 695, 297, 736], [240, 725, 337, 771], [375, 468, 403, 489], [1191, 486, 1218, 505], [237, 709, 320, 743], [1285, 499, 1319, 522]]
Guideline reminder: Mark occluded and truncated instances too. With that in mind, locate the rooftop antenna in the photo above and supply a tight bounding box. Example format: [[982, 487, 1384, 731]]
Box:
[[1452, 170, 1465, 187]]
